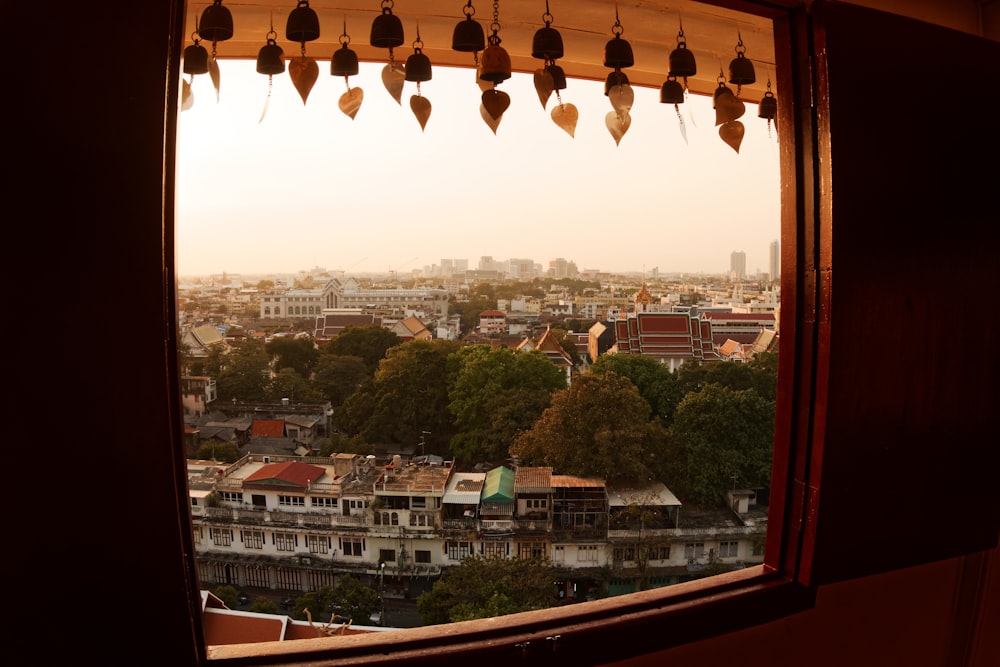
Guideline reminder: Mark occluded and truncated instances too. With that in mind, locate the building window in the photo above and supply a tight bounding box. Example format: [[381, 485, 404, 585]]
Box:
[[447, 541, 473, 560], [613, 545, 636, 562], [211, 528, 232, 547], [553, 545, 565, 562], [652, 545, 671, 561], [220, 491, 242, 503], [527, 499, 547, 509], [274, 532, 296, 552], [274, 567, 298, 591], [245, 565, 268, 588], [192, 526, 203, 544], [720, 541, 739, 558], [379, 549, 396, 563], [518, 542, 547, 559], [308, 535, 329, 554], [579, 545, 598, 562], [243, 530, 264, 550], [278, 495, 304, 507], [411, 496, 426, 509], [309, 570, 336, 589], [311, 497, 337, 509], [483, 542, 508, 559], [685, 542, 706, 562], [340, 537, 364, 557], [415, 550, 432, 564]]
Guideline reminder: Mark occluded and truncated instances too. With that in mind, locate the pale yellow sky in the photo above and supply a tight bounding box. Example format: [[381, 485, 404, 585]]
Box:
[[175, 59, 780, 278]]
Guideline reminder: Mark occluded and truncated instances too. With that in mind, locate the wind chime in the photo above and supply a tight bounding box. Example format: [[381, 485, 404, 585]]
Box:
[[478, 0, 512, 134], [758, 74, 778, 137], [370, 0, 406, 105], [531, 2, 576, 138], [603, 3, 634, 146], [198, 0, 234, 103], [286, 0, 320, 105], [659, 16, 698, 143], [714, 68, 746, 153], [331, 19, 363, 120], [255, 15, 285, 123], [404, 23, 433, 131], [181, 12, 209, 111], [451, 1, 486, 78]]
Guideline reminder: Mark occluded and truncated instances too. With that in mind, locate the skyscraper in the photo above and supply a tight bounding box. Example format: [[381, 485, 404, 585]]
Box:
[[730, 250, 747, 281], [769, 239, 780, 283]]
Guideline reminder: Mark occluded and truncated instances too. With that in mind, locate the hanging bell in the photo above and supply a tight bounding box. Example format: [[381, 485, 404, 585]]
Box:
[[668, 42, 697, 78], [198, 0, 233, 43], [452, 15, 485, 52], [758, 90, 777, 119], [257, 38, 286, 75], [714, 81, 735, 107], [479, 44, 512, 83], [604, 70, 629, 95], [532, 25, 564, 60], [332, 43, 359, 77], [405, 48, 432, 82], [728, 52, 756, 86], [183, 41, 209, 75], [286, 0, 320, 43], [370, 6, 404, 49], [660, 76, 685, 104], [547, 63, 567, 91], [604, 35, 634, 69]]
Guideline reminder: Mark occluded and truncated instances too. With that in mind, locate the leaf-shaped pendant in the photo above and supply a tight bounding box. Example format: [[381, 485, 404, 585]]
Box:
[[208, 57, 221, 103], [181, 78, 193, 111], [479, 104, 502, 134], [534, 68, 554, 110], [289, 56, 319, 105], [551, 103, 578, 138], [606, 110, 631, 146], [382, 63, 405, 105], [339, 87, 364, 120], [410, 95, 432, 131], [719, 120, 745, 153], [715, 93, 746, 125], [608, 83, 633, 117], [482, 89, 510, 120]]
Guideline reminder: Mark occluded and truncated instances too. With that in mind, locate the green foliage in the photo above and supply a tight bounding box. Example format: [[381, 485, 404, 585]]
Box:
[[447, 345, 566, 464], [590, 354, 684, 425], [321, 326, 402, 376], [318, 433, 372, 457], [194, 440, 240, 463], [665, 384, 775, 506], [249, 597, 278, 614], [313, 354, 369, 406], [266, 335, 319, 378], [292, 579, 379, 624], [510, 372, 668, 486], [416, 556, 557, 625], [267, 366, 325, 403], [215, 340, 271, 401], [212, 585, 240, 609]]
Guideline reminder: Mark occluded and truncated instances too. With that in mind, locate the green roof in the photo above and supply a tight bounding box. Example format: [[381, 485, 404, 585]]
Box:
[[481, 466, 515, 503]]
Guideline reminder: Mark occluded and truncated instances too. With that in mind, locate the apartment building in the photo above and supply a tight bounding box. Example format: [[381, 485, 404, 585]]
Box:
[[190, 453, 767, 606]]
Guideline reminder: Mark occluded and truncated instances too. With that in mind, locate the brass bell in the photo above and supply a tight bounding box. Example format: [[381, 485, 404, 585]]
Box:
[[532, 25, 564, 61], [604, 70, 629, 95], [660, 76, 684, 105], [668, 42, 697, 78], [370, 7, 404, 49], [198, 0, 233, 43], [604, 35, 634, 69], [286, 0, 320, 43], [452, 16, 485, 52], [405, 48, 432, 82], [479, 44, 511, 83], [758, 90, 777, 119], [331, 43, 359, 77], [183, 41, 209, 75], [713, 81, 735, 107], [257, 38, 285, 75], [547, 63, 567, 91], [728, 52, 756, 86]]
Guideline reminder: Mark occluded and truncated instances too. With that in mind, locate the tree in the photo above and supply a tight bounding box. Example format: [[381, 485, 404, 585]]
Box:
[[212, 585, 240, 610], [416, 556, 557, 625], [590, 354, 683, 425], [664, 384, 775, 506], [267, 366, 325, 403], [313, 354, 369, 407], [447, 345, 566, 464], [327, 575, 380, 623], [249, 597, 278, 614], [266, 334, 319, 378], [194, 440, 239, 463], [215, 339, 271, 401], [321, 326, 402, 376], [510, 372, 668, 486], [317, 432, 373, 457]]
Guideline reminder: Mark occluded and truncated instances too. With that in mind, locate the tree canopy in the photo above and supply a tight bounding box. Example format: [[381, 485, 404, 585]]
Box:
[[321, 326, 402, 376], [312, 354, 369, 407], [589, 354, 683, 425], [266, 335, 319, 378]]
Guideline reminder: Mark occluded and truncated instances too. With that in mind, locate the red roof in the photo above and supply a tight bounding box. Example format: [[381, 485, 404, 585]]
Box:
[[244, 461, 327, 488], [251, 419, 285, 437]]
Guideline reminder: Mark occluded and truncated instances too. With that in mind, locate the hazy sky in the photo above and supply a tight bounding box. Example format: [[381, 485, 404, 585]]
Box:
[[175, 59, 780, 279]]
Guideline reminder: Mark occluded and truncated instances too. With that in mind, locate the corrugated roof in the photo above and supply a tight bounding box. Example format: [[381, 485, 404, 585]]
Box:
[[251, 419, 285, 437], [608, 482, 681, 507], [481, 466, 515, 502], [551, 474, 605, 488], [244, 461, 328, 488], [443, 472, 485, 504], [515, 467, 553, 492]]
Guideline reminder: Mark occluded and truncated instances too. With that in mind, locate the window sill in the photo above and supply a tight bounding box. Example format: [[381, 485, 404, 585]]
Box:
[[207, 565, 814, 665]]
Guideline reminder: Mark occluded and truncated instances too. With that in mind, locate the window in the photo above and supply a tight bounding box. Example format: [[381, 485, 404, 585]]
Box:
[[720, 541, 739, 558], [379, 549, 396, 563], [553, 545, 565, 562], [245, 565, 268, 588], [340, 537, 364, 557], [192, 526, 202, 545], [210, 528, 231, 547], [278, 495, 304, 507], [274, 532, 296, 552], [518, 542, 547, 559], [415, 550, 432, 564], [219, 491, 242, 504], [242, 530, 264, 550], [447, 541, 473, 561], [614, 545, 636, 562], [483, 542, 509, 559], [411, 496, 426, 509], [652, 545, 671, 561], [307, 535, 329, 554], [579, 545, 598, 562], [685, 543, 706, 562], [311, 497, 337, 509]]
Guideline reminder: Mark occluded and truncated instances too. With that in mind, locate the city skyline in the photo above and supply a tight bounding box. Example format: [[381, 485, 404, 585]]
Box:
[[176, 61, 781, 279]]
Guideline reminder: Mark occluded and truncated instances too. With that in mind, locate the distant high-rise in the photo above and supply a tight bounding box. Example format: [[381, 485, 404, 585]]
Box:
[[730, 250, 747, 281], [769, 240, 780, 283]]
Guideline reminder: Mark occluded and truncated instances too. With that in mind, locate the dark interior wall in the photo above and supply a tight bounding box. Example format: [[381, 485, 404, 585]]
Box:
[[7, 1, 997, 664]]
